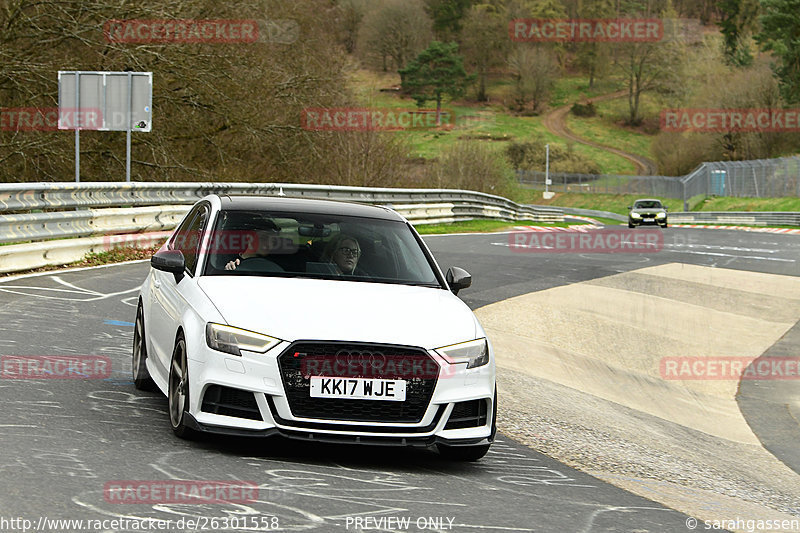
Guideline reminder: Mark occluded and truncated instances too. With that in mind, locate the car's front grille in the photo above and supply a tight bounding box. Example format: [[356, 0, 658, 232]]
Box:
[[444, 399, 488, 430], [201, 385, 262, 421], [277, 342, 439, 423]]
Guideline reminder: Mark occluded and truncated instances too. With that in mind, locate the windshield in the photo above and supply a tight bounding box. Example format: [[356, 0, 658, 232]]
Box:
[[202, 209, 442, 288], [634, 201, 663, 209]]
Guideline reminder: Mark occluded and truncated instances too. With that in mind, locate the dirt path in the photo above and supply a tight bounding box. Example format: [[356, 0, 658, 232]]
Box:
[[542, 90, 658, 175]]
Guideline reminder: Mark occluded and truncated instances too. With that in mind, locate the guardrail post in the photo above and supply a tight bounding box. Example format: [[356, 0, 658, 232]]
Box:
[[682, 180, 688, 212]]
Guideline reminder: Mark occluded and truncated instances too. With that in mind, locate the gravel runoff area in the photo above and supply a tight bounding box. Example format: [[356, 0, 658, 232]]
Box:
[[480, 263, 800, 532]]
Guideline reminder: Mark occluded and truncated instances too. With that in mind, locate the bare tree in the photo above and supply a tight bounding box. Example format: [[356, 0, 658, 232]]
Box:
[[507, 45, 560, 113], [0, 0, 411, 184], [336, 0, 369, 54], [358, 0, 432, 72], [460, 4, 508, 102]]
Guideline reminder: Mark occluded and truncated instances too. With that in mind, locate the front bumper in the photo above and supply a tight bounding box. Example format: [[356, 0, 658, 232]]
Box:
[[630, 215, 667, 226], [184, 339, 496, 446]]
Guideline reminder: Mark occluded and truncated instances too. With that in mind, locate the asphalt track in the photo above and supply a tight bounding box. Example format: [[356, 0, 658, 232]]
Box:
[[0, 226, 797, 532]]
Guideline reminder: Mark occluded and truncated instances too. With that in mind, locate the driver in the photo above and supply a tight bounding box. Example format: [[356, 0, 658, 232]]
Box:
[[224, 220, 282, 271]]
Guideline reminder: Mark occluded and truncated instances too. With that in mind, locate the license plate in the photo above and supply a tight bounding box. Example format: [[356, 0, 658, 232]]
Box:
[[643, 217, 654, 222], [309, 377, 406, 401]]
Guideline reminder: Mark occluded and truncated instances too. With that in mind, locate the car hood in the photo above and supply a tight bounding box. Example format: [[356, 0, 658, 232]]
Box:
[[197, 276, 479, 349]]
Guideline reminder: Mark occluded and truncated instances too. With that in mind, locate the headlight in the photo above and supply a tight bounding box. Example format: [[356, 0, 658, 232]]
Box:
[[631, 212, 642, 218], [657, 212, 666, 218], [205, 323, 281, 356], [435, 338, 489, 369]]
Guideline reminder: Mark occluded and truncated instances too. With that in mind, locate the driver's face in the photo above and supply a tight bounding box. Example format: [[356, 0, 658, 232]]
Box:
[[253, 229, 279, 254], [333, 239, 359, 272]]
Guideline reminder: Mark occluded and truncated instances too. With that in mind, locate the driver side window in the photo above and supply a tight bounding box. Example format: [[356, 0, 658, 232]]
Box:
[[170, 205, 209, 275]]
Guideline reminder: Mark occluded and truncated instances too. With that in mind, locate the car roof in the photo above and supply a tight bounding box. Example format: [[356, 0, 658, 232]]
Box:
[[213, 195, 405, 222], [633, 198, 663, 203]]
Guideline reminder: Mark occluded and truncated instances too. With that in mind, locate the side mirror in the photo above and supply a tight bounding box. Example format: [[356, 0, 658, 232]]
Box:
[[664, 206, 669, 212], [626, 206, 632, 210], [446, 267, 472, 295], [151, 249, 186, 283]]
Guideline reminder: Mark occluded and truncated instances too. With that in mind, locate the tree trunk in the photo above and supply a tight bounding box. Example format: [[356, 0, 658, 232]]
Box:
[[628, 73, 635, 124], [478, 69, 487, 102]]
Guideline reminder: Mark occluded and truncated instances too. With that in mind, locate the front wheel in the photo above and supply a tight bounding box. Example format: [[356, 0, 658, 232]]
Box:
[[132, 304, 155, 391], [437, 443, 491, 461], [168, 334, 196, 439], [628, 221, 635, 228], [661, 223, 668, 228]]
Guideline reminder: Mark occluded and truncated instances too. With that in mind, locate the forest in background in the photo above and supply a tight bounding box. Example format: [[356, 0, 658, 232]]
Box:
[[1, 0, 799, 194]]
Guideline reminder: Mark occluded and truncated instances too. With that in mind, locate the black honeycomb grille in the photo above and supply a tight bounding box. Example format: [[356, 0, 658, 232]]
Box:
[[201, 385, 262, 421], [444, 399, 488, 430], [278, 342, 439, 423]]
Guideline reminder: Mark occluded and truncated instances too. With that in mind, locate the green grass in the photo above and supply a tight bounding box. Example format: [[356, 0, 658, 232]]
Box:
[[402, 111, 636, 174], [695, 196, 800, 212], [414, 219, 577, 234], [348, 69, 637, 174], [594, 92, 665, 125], [549, 76, 625, 108], [561, 88, 660, 167], [566, 114, 654, 162], [582, 216, 625, 226]]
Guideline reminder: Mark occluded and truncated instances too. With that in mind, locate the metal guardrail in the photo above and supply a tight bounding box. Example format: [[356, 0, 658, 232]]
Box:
[[667, 211, 800, 226], [0, 183, 564, 274], [0, 206, 190, 244], [0, 182, 562, 214], [0, 183, 563, 245], [531, 205, 800, 226]]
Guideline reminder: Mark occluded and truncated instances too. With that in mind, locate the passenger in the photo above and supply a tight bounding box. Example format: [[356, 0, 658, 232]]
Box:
[[321, 234, 363, 275]]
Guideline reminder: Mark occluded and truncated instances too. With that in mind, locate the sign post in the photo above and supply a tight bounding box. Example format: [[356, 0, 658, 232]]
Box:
[[543, 143, 555, 199], [58, 71, 152, 182]]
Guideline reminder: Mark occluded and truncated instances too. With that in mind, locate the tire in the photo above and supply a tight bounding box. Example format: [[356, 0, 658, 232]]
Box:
[[437, 443, 491, 462], [628, 221, 635, 228], [168, 334, 196, 439], [661, 223, 668, 228], [132, 303, 155, 391]]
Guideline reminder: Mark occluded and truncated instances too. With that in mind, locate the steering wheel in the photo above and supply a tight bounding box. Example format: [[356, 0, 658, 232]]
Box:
[[234, 257, 284, 273]]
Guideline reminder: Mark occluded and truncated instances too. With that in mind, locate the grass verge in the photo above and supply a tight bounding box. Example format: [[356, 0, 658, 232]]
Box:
[[415, 219, 578, 234]]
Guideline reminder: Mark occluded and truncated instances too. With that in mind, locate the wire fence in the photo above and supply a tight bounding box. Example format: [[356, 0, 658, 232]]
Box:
[[516, 170, 684, 197], [517, 156, 800, 204], [683, 157, 800, 200]]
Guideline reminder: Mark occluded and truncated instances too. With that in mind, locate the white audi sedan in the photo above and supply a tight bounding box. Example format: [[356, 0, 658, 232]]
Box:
[[133, 195, 496, 460]]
